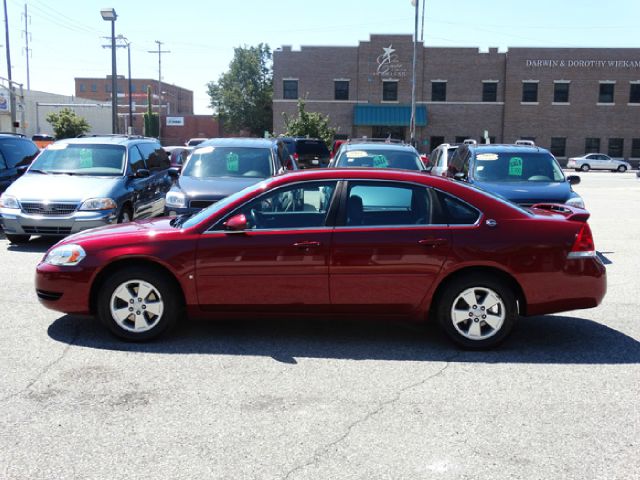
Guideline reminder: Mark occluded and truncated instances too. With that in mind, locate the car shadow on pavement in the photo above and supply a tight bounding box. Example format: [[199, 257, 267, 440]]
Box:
[[5, 236, 58, 253], [47, 313, 640, 365]]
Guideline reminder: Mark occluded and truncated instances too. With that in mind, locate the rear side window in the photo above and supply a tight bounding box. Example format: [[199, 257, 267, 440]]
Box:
[[139, 142, 170, 171], [0, 138, 39, 168], [436, 191, 480, 225], [296, 140, 329, 157]]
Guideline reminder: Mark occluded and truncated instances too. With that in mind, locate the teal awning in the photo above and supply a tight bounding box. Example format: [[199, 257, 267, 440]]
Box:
[[353, 105, 427, 126]]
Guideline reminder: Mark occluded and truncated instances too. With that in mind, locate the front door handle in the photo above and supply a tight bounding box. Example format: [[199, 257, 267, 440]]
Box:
[[293, 241, 321, 248], [418, 238, 448, 247]]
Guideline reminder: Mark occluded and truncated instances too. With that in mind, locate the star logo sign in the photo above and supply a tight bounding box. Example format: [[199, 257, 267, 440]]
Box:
[[382, 45, 395, 63]]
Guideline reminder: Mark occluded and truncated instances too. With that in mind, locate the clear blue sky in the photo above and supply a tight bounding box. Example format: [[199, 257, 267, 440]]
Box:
[[3, 0, 639, 114]]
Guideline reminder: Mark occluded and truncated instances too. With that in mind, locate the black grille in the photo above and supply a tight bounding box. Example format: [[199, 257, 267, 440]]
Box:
[[36, 289, 63, 301], [21, 202, 78, 216], [189, 199, 217, 209], [23, 226, 72, 235]]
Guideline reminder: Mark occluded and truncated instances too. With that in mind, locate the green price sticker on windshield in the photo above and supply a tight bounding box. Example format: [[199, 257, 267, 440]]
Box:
[[226, 152, 239, 172], [373, 155, 388, 168], [79, 149, 92, 168], [508, 157, 523, 176]]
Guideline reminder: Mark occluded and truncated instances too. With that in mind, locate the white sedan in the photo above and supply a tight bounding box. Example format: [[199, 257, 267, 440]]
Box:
[[566, 153, 631, 172]]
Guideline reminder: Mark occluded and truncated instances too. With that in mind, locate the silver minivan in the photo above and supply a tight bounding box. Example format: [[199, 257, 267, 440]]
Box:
[[0, 135, 172, 244]]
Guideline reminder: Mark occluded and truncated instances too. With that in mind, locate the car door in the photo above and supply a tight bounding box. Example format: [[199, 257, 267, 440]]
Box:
[[139, 142, 171, 216], [126, 145, 155, 218], [0, 154, 11, 193], [195, 180, 339, 312], [599, 154, 614, 169], [329, 181, 451, 314]]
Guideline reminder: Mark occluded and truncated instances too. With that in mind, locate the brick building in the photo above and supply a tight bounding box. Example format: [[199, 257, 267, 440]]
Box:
[[73, 77, 219, 145], [273, 34, 640, 164]]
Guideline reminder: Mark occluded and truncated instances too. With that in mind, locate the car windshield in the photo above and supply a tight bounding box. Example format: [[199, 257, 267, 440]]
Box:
[[180, 179, 270, 229], [335, 148, 423, 170], [27, 143, 125, 176], [182, 146, 273, 178], [473, 152, 564, 183]]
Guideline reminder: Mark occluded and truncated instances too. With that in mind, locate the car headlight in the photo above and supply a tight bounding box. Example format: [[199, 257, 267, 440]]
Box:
[[43, 244, 86, 266], [165, 191, 187, 208], [565, 196, 585, 209], [0, 194, 20, 209], [79, 198, 117, 211]]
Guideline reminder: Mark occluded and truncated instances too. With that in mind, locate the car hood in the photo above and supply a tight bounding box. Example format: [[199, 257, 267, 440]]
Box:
[[5, 172, 121, 201], [61, 217, 176, 245], [473, 180, 573, 204], [175, 175, 264, 199]]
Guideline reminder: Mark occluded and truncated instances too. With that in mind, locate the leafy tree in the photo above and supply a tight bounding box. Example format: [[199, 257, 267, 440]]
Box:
[[207, 43, 273, 136], [282, 99, 337, 147], [45, 108, 90, 139]]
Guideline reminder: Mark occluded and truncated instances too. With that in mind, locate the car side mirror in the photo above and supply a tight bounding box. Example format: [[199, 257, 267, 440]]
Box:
[[168, 167, 180, 178], [224, 213, 248, 232], [453, 172, 466, 181], [133, 168, 151, 178], [567, 175, 580, 185]]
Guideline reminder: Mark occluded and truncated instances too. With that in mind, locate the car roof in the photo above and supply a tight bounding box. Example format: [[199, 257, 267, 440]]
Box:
[[53, 135, 158, 146], [465, 144, 550, 155], [198, 137, 278, 148], [341, 142, 418, 152]]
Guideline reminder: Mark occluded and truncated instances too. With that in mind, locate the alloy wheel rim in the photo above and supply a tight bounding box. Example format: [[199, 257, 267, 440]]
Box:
[[450, 287, 506, 340], [110, 279, 164, 332]]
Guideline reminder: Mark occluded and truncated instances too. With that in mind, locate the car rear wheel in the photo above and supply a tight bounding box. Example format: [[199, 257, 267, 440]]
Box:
[[5, 234, 30, 244], [580, 164, 590, 172], [617, 165, 627, 172], [97, 267, 179, 341], [436, 274, 517, 349]]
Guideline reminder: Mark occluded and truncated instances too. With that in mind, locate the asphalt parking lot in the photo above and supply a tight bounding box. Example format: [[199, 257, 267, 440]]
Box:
[[1, 171, 638, 480]]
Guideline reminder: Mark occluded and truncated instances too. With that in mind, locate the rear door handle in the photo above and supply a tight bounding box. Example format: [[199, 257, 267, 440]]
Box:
[[418, 238, 448, 247], [293, 241, 321, 248]]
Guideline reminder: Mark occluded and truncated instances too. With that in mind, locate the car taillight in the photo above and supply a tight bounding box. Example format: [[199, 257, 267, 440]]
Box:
[[568, 223, 596, 259]]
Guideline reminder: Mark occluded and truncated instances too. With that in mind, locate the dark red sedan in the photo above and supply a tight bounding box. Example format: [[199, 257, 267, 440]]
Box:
[[35, 169, 606, 348]]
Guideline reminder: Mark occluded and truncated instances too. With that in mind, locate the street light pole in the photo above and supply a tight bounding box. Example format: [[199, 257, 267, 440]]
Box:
[[410, 0, 419, 147], [100, 8, 117, 134]]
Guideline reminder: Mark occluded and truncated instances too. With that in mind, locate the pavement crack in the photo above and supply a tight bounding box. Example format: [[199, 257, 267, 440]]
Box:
[[282, 353, 460, 480], [0, 318, 80, 403]]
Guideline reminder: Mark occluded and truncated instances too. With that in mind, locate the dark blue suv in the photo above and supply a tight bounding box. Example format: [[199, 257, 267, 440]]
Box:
[[445, 144, 584, 208]]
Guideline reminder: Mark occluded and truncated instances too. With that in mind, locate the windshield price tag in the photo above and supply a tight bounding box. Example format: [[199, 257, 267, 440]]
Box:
[[373, 155, 388, 168], [508, 157, 523, 176], [226, 152, 239, 172]]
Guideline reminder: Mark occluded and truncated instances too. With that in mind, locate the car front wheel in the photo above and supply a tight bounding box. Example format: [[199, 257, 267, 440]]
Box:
[[580, 164, 590, 172], [97, 267, 179, 341], [436, 274, 517, 349]]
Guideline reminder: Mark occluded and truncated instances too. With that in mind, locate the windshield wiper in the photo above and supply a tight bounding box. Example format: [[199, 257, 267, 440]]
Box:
[[170, 213, 193, 228], [51, 171, 77, 175], [27, 169, 49, 174]]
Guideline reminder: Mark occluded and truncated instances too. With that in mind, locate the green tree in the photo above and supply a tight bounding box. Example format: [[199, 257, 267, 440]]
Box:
[[282, 99, 337, 147], [207, 43, 273, 136], [45, 108, 90, 139]]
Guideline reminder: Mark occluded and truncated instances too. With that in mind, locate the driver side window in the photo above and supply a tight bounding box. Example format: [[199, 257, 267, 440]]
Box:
[[235, 181, 337, 230]]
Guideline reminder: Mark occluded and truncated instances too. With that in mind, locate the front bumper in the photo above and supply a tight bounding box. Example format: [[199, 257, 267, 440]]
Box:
[[0, 208, 117, 236], [35, 262, 94, 314]]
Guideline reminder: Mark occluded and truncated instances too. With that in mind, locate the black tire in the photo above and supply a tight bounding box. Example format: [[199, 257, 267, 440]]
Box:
[[435, 273, 517, 349], [617, 165, 627, 173], [6, 233, 30, 244], [117, 204, 133, 224], [580, 164, 590, 172], [97, 266, 180, 341]]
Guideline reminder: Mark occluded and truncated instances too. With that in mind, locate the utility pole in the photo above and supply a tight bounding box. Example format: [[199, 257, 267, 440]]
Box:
[[3, 0, 16, 132], [103, 35, 133, 133], [147, 40, 169, 143], [21, 2, 30, 90]]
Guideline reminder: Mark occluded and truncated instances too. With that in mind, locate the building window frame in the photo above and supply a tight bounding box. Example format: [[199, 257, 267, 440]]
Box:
[[608, 138, 624, 158], [283, 79, 298, 100], [631, 138, 640, 158], [382, 80, 399, 102], [90, 83, 97, 92], [550, 137, 567, 158], [598, 81, 615, 105], [521, 80, 539, 104], [482, 80, 498, 102], [431, 80, 447, 102], [629, 81, 640, 105], [334, 79, 349, 101], [585, 137, 601, 154], [553, 81, 570, 104]]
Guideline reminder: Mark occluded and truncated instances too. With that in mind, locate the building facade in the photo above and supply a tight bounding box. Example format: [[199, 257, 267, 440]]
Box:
[[273, 35, 640, 164]]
